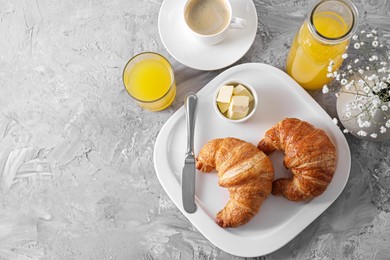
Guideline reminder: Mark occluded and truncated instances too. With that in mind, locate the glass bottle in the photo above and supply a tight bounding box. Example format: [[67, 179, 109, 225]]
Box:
[[286, 0, 358, 90]]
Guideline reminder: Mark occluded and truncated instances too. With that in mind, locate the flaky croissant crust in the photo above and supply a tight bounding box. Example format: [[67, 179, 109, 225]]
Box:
[[258, 118, 336, 201], [196, 137, 274, 228]]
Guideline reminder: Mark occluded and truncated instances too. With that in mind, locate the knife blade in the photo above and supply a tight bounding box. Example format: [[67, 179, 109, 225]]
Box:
[[182, 93, 198, 213]]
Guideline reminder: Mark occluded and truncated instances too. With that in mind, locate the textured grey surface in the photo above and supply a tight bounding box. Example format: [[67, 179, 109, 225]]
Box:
[[0, 0, 389, 259]]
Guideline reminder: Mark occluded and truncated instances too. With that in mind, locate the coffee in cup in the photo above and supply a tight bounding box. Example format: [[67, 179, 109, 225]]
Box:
[[183, 0, 246, 45], [184, 0, 230, 35]]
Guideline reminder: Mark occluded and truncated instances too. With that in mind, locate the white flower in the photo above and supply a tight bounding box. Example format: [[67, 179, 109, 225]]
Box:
[[358, 79, 366, 87], [357, 130, 367, 136], [361, 42, 365, 46], [358, 69, 364, 74], [364, 121, 372, 127], [342, 53, 348, 59], [386, 119, 390, 128], [322, 85, 329, 94], [370, 133, 378, 138], [343, 128, 350, 133], [367, 74, 378, 81], [358, 119, 365, 128], [354, 43, 361, 49], [354, 58, 359, 63], [333, 118, 338, 125], [369, 55, 379, 62], [347, 65, 352, 70], [327, 73, 334, 78], [352, 34, 358, 40], [382, 105, 388, 111], [371, 109, 377, 117], [341, 78, 348, 85], [373, 98, 380, 107], [345, 111, 352, 117], [371, 29, 377, 34], [380, 126, 387, 133], [372, 41, 379, 48], [327, 65, 333, 72]]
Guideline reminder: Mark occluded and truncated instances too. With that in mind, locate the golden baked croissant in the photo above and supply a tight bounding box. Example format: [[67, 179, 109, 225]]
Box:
[[257, 118, 336, 201], [196, 137, 274, 228]]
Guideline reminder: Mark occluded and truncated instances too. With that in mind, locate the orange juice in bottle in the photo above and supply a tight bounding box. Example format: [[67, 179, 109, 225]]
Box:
[[123, 52, 176, 111], [286, 0, 358, 90]]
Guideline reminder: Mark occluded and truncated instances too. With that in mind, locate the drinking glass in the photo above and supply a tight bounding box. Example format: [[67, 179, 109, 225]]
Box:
[[123, 52, 176, 111]]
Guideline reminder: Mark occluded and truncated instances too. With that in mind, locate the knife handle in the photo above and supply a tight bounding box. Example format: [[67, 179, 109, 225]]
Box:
[[185, 93, 198, 155]]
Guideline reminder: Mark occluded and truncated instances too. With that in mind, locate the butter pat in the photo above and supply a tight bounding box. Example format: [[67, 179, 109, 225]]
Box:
[[233, 84, 254, 102], [229, 95, 249, 113], [227, 107, 249, 120], [216, 85, 234, 103], [217, 102, 229, 113], [227, 96, 250, 120]]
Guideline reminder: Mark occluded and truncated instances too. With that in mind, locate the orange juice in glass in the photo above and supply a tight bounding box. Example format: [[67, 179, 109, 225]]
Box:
[[123, 52, 176, 111], [286, 0, 358, 90]]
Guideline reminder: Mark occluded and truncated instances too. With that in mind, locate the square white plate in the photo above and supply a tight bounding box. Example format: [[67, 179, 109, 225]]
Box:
[[153, 63, 351, 257]]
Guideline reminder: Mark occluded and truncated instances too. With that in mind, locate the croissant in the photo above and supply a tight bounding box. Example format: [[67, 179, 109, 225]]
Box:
[[257, 118, 336, 201], [196, 137, 274, 228]]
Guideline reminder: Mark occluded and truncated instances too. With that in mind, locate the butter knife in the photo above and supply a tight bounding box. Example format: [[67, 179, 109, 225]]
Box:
[[182, 93, 198, 213]]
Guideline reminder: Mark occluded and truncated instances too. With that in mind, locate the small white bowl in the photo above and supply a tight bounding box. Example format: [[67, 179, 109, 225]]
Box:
[[213, 80, 258, 123]]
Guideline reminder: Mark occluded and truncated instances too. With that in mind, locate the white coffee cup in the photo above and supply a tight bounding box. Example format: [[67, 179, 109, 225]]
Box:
[[183, 0, 247, 45]]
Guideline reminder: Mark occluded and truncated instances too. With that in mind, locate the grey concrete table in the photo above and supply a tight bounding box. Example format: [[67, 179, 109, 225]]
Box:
[[0, 0, 389, 259]]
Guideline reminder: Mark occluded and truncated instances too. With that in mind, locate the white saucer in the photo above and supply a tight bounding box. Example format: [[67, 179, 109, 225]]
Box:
[[158, 0, 258, 71]]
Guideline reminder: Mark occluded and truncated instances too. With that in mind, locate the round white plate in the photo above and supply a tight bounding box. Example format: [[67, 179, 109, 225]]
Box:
[[158, 0, 258, 71]]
